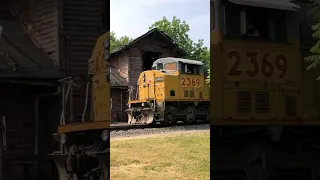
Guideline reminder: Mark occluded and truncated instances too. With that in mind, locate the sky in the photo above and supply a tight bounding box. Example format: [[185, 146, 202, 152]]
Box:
[[110, 0, 210, 47]]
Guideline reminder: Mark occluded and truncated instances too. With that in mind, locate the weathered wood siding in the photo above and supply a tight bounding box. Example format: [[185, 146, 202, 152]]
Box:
[[60, 0, 107, 121], [110, 53, 129, 82], [15, 0, 59, 65], [110, 89, 128, 122], [128, 35, 178, 85], [0, 84, 58, 180]]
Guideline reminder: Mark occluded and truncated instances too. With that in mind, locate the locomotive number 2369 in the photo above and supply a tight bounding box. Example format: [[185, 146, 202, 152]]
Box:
[[181, 77, 200, 86], [228, 51, 287, 78]]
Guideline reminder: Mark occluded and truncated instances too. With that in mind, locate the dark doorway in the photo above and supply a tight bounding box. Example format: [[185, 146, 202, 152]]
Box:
[[142, 51, 161, 71]]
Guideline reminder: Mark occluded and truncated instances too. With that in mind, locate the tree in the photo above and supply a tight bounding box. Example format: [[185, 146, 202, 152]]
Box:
[[305, 4, 320, 80], [110, 31, 133, 52], [149, 16, 209, 63], [149, 16, 210, 84]]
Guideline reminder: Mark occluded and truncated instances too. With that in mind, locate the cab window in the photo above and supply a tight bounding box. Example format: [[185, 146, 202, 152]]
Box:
[[164, 62, 177, 71], [225, 4, 287, 42], [152, 65, 156, 70], [180, 63, 203, 75], [156, 63, 163, 70]]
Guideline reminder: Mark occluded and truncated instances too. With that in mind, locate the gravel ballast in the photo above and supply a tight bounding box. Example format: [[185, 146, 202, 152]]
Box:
[[110, 124, 210, 139]]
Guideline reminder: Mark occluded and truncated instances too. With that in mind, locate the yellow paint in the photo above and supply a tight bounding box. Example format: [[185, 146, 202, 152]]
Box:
[[58, 121, 109, 134], [128, 66, 210, 105], [88, 32, 110, 122], [58, 32, 110, 133], [209, 23, 317, 125]]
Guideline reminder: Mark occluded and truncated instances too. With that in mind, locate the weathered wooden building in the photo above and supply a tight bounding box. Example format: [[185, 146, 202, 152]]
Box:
[[110, 66, 128, 122], [109, 28, 186, 122], [0, 0, 108, 179]]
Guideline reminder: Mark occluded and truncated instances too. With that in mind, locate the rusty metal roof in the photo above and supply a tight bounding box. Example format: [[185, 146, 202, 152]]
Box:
[[228, 0, 300, 11], [110, 28, 187, 56], [110, 66, 128, 88], [0, 20, 66, 79]]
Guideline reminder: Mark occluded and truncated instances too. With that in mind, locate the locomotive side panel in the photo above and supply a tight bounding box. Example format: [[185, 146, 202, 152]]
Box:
[[178, 74, 206, 101], [163, 74, 180, 101], [223, 40, 301, 84], [222, 40, 302, 121], [137, 71, 209, 102], [210, 0, 303, 124]]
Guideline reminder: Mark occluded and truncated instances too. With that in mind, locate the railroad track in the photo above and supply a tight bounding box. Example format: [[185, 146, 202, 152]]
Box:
[[110, 123, 153, 131], [110, 121, 209, 131]]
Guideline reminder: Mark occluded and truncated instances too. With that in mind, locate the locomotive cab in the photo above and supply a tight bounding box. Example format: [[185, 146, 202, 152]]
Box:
[[151, 58, 204, 75], [211, 0, 302, 124]]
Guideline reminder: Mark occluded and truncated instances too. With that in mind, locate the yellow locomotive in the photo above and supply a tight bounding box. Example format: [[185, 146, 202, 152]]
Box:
[[211, 0, 320, 179], [126, 57, 210, 125], [50, 32, 110, 180], [210, 0, 304, 124]]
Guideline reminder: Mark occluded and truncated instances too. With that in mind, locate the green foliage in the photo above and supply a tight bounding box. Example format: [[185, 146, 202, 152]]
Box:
[[110, 31, 133, 52], [149, 16, 209, 63], [149, 16, 210, 83], [305, 3, 320, 80]]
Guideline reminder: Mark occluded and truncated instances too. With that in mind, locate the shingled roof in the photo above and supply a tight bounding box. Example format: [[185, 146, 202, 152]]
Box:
[[0, 20, 66, 79], [111, 28, 187, 57], [110, 65, 128, 88]]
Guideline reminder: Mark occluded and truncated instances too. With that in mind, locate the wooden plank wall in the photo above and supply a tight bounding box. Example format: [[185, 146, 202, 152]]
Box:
[[60, 0, 106, 122], [128, 35, 177, 85], [15, 0, 59, 65], [110, 89, 128, 122]]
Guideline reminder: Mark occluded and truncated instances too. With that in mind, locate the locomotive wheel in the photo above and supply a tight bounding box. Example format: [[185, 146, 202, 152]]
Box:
[[164, 113, 175, 126], [140, 109, 154, 124]]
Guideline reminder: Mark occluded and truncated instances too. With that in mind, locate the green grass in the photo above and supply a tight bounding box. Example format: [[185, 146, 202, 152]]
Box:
[[110, 131, 210, 180]]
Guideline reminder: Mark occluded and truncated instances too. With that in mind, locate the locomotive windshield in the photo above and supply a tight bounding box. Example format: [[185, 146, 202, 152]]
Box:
[[152, 63, 164, 70], [152, 62, 177, 72]]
